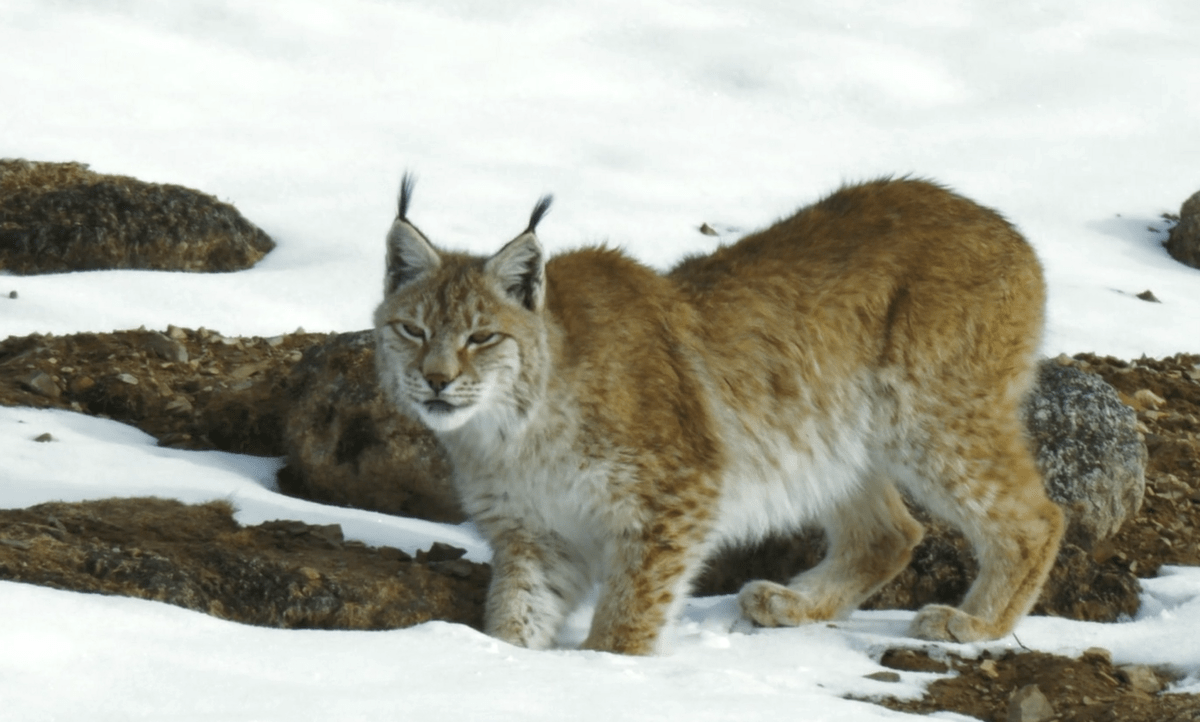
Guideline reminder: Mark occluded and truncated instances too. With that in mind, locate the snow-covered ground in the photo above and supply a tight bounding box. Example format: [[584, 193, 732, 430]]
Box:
[[2, 1, 1200, 720]]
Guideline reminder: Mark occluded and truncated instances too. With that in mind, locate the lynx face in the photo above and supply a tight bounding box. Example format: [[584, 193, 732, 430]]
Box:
[[375, 296, 519, 433], [373, 175, 553, 436]]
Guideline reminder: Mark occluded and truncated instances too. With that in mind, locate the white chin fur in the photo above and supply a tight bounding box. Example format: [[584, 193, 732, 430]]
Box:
[[415, 402, 477, 433]]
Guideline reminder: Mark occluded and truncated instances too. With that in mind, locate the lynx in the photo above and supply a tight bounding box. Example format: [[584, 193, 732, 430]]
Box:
[[374, 174, 1063, 656]]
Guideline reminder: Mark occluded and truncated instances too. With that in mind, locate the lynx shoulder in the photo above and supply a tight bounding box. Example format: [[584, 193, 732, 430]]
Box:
[[374, 175, 1062, 655]]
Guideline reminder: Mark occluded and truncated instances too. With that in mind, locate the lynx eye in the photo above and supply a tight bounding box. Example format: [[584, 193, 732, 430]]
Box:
[[393, 322, 425, 340], [467, 331, 496, 346]]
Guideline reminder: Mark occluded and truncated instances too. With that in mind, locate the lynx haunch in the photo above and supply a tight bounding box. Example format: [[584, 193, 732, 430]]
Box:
[[373, 175, 1062, 655]]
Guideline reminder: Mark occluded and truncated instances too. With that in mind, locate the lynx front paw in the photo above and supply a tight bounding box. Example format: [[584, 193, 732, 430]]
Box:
[[909, 604, 993, 643], [737, 580, 825, 628], [581, 629, 657, 656], [486, 620, 538, 649]]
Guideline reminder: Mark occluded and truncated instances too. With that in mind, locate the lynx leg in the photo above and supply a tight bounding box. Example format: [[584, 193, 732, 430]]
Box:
[[583, 511, 714, 655], [739, 480, 924, 627], [485, 530, 591, 650], [909, 430, 1064, 643]]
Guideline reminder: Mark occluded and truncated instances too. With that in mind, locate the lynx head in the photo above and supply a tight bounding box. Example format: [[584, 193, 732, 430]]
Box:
[[374, 173, 554, 435]]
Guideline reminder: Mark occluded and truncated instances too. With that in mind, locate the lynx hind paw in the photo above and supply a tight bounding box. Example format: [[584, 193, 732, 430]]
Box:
[[738, 580, 824, 628], [909, 605, 993, 643]]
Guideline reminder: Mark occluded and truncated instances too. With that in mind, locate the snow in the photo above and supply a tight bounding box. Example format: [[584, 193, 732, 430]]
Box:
[[1, 1, 1199, 719]]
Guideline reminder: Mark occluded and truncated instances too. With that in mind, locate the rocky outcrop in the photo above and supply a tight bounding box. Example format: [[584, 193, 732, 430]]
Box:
[[0, 326, 319, 455], [0, 497, 487, 631], [0, 159, 274, 274], [1166, 190, 1200, 270]]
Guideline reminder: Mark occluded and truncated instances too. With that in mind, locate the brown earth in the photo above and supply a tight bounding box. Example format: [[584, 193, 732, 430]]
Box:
[[2, 329, 1199, 720], [0, 497, 488, 630], [872, 647, 1200, 721], [0, 325, 322, 456]]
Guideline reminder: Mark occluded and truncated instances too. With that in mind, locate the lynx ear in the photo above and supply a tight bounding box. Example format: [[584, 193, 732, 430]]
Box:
[[385, 173, 441, 294], [485, 195, 552, 312]]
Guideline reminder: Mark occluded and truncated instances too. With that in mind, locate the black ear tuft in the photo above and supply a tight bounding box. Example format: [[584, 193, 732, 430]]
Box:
[[485, 232, 545, 312], [525, 195, 553, 234], [385, 171, 440, 295], [398, 171, 417, 220]]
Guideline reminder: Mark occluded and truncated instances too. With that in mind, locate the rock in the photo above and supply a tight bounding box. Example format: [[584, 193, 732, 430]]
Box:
[[0, 159, 274, 274], [0, 497, 488, 631], [1166, 190, 1200, 269], [69, 375, 95, 394], [1007, 684, 1055, 722], [1119, 664, 1165, 694], [1023, 360, 1147, 550], [879, 648, 950, 673], [145, 332, 189, 363], [279, 330, 462, 523], [422, 542, 468, 563], [164, 397, 194, 415], [864, 671, 902, 683], [1133, 389, 1167, 411], [17, 370, 60, 399]]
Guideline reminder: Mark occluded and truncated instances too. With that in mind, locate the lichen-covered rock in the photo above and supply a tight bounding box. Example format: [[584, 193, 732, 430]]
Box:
[[1023, 359, 1146, 550], [0, 497, 488, 631], [0, 159, 274, 274], [279, 331, 462, 523], [1166, 190, 1200, 270]]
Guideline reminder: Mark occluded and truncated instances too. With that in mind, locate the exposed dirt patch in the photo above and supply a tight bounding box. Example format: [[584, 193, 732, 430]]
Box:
[[0, 497, 488, 630], [0, 326, 325, 455], [872, 647, 1199, 721], [1077, 353, 1200, 576]]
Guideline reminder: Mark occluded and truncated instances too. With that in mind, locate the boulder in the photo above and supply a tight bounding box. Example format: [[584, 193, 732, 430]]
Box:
[[1007, 684, 1055, 722], [1024, 359, 1146, 549], [1166, 190, 1200, 270], [0, 159, 274, 274], [279, 331, 462, 523]]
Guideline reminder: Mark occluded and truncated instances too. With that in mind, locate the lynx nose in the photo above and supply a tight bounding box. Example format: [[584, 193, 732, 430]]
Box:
[[425, 373, 452, 394]]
